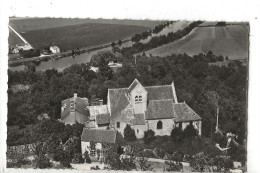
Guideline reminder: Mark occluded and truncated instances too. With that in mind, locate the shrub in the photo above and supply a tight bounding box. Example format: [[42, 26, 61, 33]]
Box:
[[83, 151, 91, 163], [16, 156, 30, 168], [153, 147, 167, 159], [72, 153, 84, 164], [91, 165, 100, 170], [123, 124, 136, 141], [143, 129, 155, 145], [35, 155, 52, 169], [137, 149, 156, 158], [184, 124, 198, 138], [165, 154, 183, 172], [171, 128, 184, 141]]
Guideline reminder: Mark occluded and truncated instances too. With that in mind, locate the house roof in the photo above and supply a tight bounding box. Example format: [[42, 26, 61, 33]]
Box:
[[96, 113, 110, 125], [173, 103, 202, 122], [81, 129, 117, 143], [61, 97, 89, 120], [145, 99, 175, 120]]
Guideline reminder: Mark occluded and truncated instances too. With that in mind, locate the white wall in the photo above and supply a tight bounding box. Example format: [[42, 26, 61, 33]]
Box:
[[147, 119, 175, 136], [130, 83, 147, 114], [132, 124, 148, 139]]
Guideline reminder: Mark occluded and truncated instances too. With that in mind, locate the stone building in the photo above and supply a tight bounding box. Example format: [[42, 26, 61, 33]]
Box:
[[61, 79, 202, 138]]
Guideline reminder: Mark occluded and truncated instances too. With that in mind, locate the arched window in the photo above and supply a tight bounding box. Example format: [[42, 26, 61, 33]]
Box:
[[157, 121, 163, 129], [138, 95, 142, 102], [135, 95, 142, 103], [117, 122, 120, 128]]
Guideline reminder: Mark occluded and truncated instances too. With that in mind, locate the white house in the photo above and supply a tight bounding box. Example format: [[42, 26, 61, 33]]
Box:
[[50, 46, 60, 54]]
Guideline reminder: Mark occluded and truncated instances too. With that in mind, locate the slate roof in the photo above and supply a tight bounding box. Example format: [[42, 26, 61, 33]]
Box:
[[173, 103, 202, 122], [81, 129, 117, 143], [127, 79, 140, 94], [108, 84, 175, 121], [131, 114, 146, 125], [61, 97, 89, 119], [96, 113, 110, 125], [145, 99, 175, 120]]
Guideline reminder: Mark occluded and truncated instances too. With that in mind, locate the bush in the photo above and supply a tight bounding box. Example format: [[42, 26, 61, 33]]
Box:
[[171, 128, 184, 141], [16, 156, 30, 168], [143, 130, 155, 145], [35, 155, 52, 169], [123, 124, 136, 141], [184, 124, 198, 138], [72, 153, 84, 164], [137, 149, 156, 158], [153, 147, 167, 159], [83, 151, 91, 163]]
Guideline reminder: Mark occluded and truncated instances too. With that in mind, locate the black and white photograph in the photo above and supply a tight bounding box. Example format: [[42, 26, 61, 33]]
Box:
[[0, 0, 259, 172]]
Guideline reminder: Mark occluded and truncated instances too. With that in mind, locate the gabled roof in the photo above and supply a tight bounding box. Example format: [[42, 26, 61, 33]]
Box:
[[61, 97, 89, 119], [96, 113, 110, 125], [127, 79, 144, 94], [145, 99, 175, 120], [108, 82, 176, 121], [173, 103, 202, 122], [81, 129, 117, 143]]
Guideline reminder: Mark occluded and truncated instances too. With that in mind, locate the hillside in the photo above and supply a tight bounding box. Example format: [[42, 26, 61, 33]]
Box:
[[17, 23, 149, 51], [144, 23, 249, 60], [9, 17, 162, 32]]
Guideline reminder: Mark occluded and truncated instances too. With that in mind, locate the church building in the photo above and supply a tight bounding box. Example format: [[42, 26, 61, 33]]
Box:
[[61, 79, 202, 139]]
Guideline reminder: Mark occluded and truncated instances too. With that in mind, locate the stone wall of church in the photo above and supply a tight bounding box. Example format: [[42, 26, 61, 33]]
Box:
[[131, 124, 148, 139], [147, 119, 175, 136]]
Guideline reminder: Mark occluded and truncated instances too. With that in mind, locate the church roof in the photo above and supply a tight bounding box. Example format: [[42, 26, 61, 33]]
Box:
[[145, 99, 175, 120], [81, 129, 117, 143], [145, 101, 201, 122], [173, 103, 202, 122], [108, 83, 176, 121]]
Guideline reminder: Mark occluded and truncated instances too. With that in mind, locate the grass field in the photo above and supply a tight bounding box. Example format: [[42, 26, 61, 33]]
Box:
[[145, 23, 249, 60], [18, 23, 149, 51], [8, 29, 24, 47], [9, 17, 162, 32]]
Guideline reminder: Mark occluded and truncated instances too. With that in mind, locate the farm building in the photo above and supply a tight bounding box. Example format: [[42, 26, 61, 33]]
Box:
[[81, 129, 123, 162], [50, 46, 60, 54], [61, 79, 202, 138]]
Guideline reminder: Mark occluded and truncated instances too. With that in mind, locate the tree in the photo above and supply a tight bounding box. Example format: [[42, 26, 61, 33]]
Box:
[[83, 151, 91, 163], [98, 57, 114, 80], [143, 129, 155, 145], [137, 154, 151, 171], [189, 152, 213, 172], [184, 124, 198, 138], [118, 40, 122, 46], [165, 153, 183, 172], [111, 42, 116, 47], [123, 124, 136, 141], [171, 127, 184, 141], [35, 154, 52, 169]]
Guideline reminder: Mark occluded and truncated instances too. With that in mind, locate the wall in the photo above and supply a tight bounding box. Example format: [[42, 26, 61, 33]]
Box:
[[81, 142, 102, 156], [175, 120, 202, 136], [130, 83, 147, 114], [131, 124, 148, 139], [147, 119, 175, 136]]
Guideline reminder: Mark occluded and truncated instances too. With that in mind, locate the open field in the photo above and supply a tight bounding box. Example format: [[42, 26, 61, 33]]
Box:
[[9, 17, 162, 32], [8, 29, 24, 47], [18, 23, 149, 51], [145, 24, 249, 60]]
